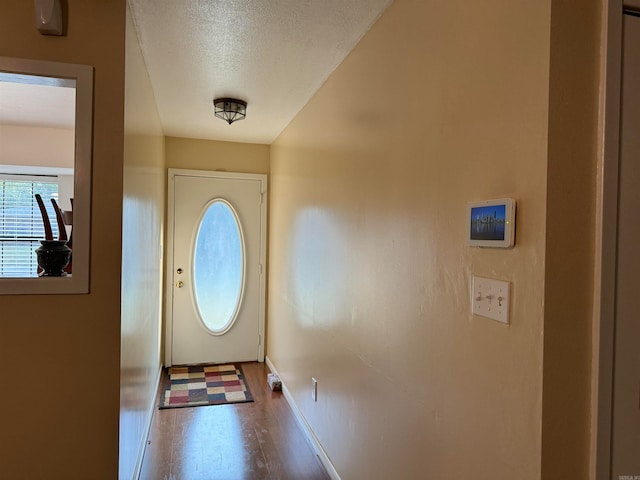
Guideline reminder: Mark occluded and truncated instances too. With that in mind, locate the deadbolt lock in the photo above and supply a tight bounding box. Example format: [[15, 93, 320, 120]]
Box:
[[176, 281, 184, 288], [176, 268, 183, 274]]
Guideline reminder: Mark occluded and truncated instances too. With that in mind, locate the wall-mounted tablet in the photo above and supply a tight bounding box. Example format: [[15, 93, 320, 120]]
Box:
[[467, 198, 516, 248]]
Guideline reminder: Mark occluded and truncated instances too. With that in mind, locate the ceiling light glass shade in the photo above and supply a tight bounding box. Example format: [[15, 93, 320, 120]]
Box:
[[213, 98, 247, 124]]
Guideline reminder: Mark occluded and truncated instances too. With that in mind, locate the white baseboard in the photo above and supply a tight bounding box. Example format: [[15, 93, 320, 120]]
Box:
[[132, 363, 163, 480], [265, 356, 341, 480]]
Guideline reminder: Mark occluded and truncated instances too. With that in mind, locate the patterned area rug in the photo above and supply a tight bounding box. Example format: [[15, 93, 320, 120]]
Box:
[[159, 364, 253, 409]]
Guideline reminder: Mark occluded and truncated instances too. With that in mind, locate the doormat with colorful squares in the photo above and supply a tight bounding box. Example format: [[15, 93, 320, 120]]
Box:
[[159, 364, 253, 409]]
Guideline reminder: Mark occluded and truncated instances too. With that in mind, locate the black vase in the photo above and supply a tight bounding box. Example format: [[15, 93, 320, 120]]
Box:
[[36, 240, 71, 277]]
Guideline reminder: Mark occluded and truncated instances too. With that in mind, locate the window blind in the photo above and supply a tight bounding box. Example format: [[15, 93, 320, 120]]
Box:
[[0, 178, 59, 277]]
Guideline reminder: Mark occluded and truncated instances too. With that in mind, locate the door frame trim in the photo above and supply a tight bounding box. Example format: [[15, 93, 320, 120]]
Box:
[[593, 1, 623, 477], [165, 168, 267, 367]]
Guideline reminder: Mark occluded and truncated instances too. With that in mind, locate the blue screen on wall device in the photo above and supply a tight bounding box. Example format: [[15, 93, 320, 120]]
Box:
[[470, 204, 506, 241]]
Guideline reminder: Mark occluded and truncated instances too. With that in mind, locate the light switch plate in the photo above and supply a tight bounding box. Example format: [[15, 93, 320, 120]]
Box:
[[472, 276, 510, 324]]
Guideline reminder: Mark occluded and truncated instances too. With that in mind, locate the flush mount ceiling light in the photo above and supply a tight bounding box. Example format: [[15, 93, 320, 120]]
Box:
[[213, 98, 247, 125]]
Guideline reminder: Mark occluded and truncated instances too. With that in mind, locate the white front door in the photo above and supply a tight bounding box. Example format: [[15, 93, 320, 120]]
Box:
[[167, 169, 266, 366]]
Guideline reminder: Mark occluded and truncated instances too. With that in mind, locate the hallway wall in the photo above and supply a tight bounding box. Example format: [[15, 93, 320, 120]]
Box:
[[0, 1, 126, 478], [268, 0, 551, 478], [0, 125, 74, 168], [541, 0, 600, 477], [165, 136, 270, 174], [268, 0, 601, 477], [120, 5, 166, 479]]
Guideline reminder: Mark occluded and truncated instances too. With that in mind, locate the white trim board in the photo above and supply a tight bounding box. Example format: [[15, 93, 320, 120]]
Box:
[[128, 363, 162, 480], [593, 1, 622, 478], [265, 356, 341, 480]]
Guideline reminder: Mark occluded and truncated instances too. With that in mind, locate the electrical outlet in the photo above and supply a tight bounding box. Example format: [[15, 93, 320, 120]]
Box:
[[311, 377, 318, 402], [472, 275, 510, 324]]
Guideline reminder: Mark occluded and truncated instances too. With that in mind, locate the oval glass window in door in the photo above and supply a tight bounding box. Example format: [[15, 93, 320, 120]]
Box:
[[193, 199, 245, 335]]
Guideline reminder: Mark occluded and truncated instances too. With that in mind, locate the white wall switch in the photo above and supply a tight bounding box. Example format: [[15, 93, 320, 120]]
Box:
[[472, 276, 510, 324], [311, 377, 318, 401]]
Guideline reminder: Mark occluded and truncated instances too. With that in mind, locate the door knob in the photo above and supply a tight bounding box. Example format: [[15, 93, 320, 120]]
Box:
[[176, 281, 184, 288]]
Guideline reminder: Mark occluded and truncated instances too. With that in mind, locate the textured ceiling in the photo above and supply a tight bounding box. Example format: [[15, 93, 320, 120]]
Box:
[[129, 0, 393, 144]]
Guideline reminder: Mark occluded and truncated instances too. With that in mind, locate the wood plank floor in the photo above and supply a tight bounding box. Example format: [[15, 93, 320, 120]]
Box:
[[139, 362, 330, 480]]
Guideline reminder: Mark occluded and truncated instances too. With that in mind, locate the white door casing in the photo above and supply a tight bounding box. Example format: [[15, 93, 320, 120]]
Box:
[[165, 169, 266, 366]]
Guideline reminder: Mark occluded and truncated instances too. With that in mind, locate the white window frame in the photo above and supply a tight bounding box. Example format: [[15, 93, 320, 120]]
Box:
[[0, 56, 92, 295]]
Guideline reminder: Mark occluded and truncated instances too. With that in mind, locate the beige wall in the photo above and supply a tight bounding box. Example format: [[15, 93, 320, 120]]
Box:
[[541, 0, 601, 478], [0, 125, 74, 168], [0, 1, 126, 478], [120, 4, 166, 479], [269, 0, 552, 478], [166, 136, 269, 174]]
